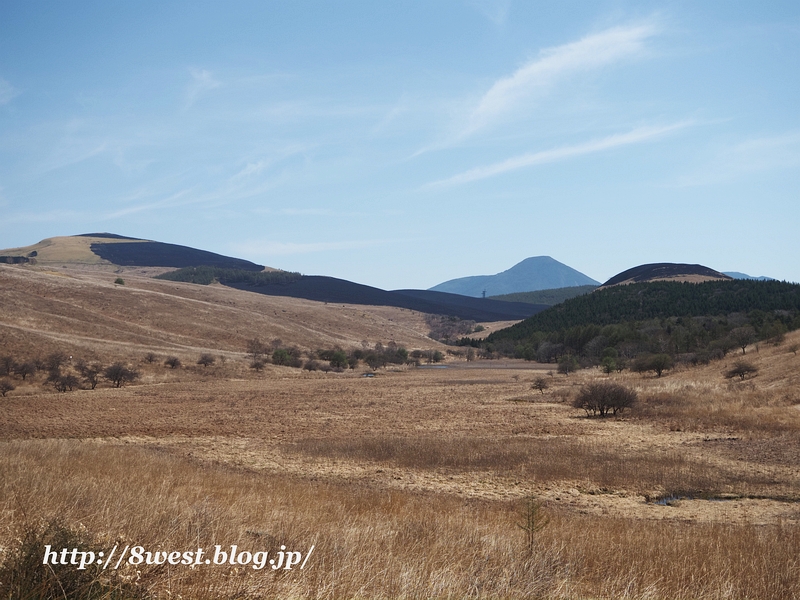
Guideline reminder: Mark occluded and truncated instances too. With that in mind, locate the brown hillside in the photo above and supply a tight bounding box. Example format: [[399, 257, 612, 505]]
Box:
[[0, 263, 444, 361], [600, 262, 732, 288]]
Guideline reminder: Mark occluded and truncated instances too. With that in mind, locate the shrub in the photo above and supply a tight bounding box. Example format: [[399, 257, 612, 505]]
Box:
[[531, 376, 549, 395], [272, 348, 303, 368], [197, 353, 215, 367], [557, 355, 579, 376], [272, 348, 292, 366], [724, 360, 759, 381], [53, 374, 80, 392], [0, 379, 15, 397], [0, 519, 148, 600], [143, 352, 158, 364], [303, 360, 321, 371], [14, 362, 36, 381], [427, 350, 445, 364], [45, 352, 68, 374], [517, 496, 549, 552], [164, 356, 182, 369], [114, 277, 125, 285], [329, 350, 348, 369], [0, 355, 15, 376], [103, 363, 140, 388], [601, 356, 617, 374], [573, 382, 637, 417], [632, 353, 673, 377], [247, 338, 269, 361], [250, 359, 267, 372], [76, 360, 102, 389]]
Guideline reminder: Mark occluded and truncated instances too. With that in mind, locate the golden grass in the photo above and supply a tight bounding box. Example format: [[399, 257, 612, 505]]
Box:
[[0, 263, 444, 358], [286, 434, 786, 500], [0, 235, 145, 264], [1, 440, 798, 599]]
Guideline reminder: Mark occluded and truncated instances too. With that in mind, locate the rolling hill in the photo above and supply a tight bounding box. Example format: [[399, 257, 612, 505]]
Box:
[[429, 256, 600, 297], [489, 285, 597, 306], [1, 234, 543, 323], [600, 263, 732, 287], [723, 271, 775, 281], [0, 263, 446, 361], [1, 234, 265, 271]]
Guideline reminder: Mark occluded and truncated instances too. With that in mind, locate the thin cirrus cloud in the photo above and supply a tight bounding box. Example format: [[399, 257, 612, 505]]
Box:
[[673, 131, 800, 187], [232, 239, 382, 257], [0, 77, 20, 105], [463, 21, 659, 138], [185, 68, 221, 108], [469, 0, 511, 26], [425, 121, 692, 188]]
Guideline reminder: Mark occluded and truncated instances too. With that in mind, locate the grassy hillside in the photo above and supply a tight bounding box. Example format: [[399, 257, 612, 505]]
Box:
[[0, 234, 266, 271], [159, 267, 545, 322], [490, 285, 597, 306], [0, 264, 442, 361]]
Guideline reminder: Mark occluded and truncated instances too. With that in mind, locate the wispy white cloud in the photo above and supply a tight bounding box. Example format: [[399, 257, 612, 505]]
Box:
[[674, 131, 800, 187], [4, 208, 90, 224], [101, 188, 194, 220], [464, 22, 658, 137], [469, 0, 511, 26], [230, 144, 312, 180], [232, 239, 382, 257], [0, 77, 20, 105], [40, 142, 108, 173], [232, 160, 273, 179], [279, 208, 332, 216], [185, 68, 221, 107], [426, 121, 691, 187]]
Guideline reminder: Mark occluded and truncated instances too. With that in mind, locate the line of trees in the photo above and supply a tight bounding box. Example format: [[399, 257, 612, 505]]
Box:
[[0, 352, 142, 394], [0, 337, 445, 397], [246, 338, 423, 373], [156, 266, 302, 286]]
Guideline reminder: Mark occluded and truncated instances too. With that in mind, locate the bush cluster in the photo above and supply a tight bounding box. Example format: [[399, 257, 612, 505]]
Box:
[[573, 382, 637, 417]]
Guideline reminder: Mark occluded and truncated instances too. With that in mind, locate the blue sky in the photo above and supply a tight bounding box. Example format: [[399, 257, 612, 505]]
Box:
[[1, 1, 798, 289]]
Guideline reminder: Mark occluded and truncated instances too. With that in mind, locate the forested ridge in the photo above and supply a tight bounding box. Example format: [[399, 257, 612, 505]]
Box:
[[489, 280, 800, 340], [156, 266, 302, 286], [480, 280, 800, 365]]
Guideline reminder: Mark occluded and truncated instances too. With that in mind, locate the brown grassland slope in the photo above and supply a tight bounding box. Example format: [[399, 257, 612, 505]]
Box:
[[0, 263, 438, 358], [1, 262, 799, 599]]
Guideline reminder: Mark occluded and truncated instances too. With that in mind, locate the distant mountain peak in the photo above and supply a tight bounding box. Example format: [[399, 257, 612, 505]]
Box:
[[429, 256, 599, 298], [723, 271, 775, 281]]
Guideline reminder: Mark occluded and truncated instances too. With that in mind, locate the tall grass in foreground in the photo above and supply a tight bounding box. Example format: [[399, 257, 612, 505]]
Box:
[[1, 440, 798, 599]]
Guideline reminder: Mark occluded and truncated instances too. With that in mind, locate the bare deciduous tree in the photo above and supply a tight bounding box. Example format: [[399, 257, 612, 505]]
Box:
[[197, 354, 216, 367], [76, 360, 103, 390], [573, 382, 637, 417], [531, 376, 549, 395], [724, 360, 759, 381], [104, 363, 139, 388]]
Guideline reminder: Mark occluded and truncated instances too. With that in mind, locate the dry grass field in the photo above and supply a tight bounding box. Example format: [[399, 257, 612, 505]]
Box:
[[1, 263, 799, 599]]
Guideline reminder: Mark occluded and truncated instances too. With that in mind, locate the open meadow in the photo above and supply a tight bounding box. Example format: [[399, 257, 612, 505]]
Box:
[[1, 264, 799, 599]]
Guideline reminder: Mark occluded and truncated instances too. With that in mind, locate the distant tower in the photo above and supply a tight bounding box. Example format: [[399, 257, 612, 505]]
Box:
[[482, 290, 486, 299]]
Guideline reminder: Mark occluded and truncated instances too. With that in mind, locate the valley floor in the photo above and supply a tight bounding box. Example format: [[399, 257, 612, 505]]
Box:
[[2, 339, 799, 599]]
